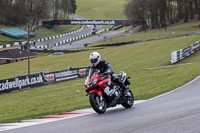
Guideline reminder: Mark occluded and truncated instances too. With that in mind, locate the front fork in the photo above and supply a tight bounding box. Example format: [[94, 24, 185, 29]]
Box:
[[86, 89, 102, 96], [86, 90, 104, 105]]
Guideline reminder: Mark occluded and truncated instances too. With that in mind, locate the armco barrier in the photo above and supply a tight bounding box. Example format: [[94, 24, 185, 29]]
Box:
[[0, 26, 84, 49], [0, 66, 89, 94], [30, 48, 104, 54], [171, 41, 200, 64]]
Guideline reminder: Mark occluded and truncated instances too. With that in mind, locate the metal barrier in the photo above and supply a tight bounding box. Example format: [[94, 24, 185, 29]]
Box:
[[171, 41, 200, 64]]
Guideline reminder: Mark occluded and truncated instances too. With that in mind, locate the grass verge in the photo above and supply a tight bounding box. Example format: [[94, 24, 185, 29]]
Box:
[[88, 21, 200, 48], [76, 0, 127, 19]]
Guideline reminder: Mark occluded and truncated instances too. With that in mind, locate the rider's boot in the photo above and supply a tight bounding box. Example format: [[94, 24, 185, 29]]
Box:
[[119, 82, 129, 96], [123, 86, 129, 96]]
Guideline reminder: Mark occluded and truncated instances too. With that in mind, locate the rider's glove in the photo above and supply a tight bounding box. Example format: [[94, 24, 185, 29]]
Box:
[[106, 69, 113, 75]]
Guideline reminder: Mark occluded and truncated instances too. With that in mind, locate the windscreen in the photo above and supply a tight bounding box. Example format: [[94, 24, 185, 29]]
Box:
[[88, 68, 99, 80]]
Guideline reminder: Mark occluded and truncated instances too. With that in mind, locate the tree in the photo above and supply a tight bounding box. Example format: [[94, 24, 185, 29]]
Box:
[[198, 0, 200, 19], [30, 0, 50, 31], [124, 0, 200, 29], [60, 0, 77, 18], [52, 0, 60, 20], [0, 0, 77, 27], [148, 0, 159, 28], [125, 0, 148, 29]]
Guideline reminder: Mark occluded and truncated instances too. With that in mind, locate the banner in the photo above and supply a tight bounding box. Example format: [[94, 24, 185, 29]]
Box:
[[54, 69, 78, 82], [78, 67, 89, 77], [0, 74, 44, 94], [42, 73, 55, 84], [0, 67, 90, 94], [43, 20, 133, 26]]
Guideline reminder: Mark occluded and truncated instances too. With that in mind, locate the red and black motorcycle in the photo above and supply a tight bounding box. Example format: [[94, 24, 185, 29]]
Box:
[[85, 68, 134, 114]]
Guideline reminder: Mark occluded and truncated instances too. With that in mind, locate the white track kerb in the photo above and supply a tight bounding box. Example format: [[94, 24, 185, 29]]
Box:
[[0, 76, 200, 132]]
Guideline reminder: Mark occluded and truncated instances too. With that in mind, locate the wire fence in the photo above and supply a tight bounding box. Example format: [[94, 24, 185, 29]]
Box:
[[13, 68, 49, 77]]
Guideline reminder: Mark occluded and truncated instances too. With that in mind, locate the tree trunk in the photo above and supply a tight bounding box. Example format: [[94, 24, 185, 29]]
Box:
[[198, 0, 200, 19], [159, 0, 167, 26], [194, 0, 198, 14], [189, 1, 194, 20], [31, 18, 36, 32], [53, 0, 59, 20], [178, 0, 183, 20], [184, 1, 189, 22], [29, 0, 33, 13]]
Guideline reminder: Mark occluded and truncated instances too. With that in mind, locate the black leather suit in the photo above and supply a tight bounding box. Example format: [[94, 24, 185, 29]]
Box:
[[92, 60, 127, 93]]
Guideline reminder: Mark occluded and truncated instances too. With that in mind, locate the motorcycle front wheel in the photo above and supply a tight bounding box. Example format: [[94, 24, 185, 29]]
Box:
[[121, 90, 134, 108], [89, 93, 107, 114]]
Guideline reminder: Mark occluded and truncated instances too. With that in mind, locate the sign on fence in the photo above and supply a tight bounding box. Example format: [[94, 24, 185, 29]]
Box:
[[0, 74, 44, 93], [54, 69, 78, 82], [171, 41, 200, 64], [43, 20, 133, 26], [0, 67, 89, 94]]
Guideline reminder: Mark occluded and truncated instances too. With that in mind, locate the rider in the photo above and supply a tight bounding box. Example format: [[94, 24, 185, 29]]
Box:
[[89, 51, 128, 95]]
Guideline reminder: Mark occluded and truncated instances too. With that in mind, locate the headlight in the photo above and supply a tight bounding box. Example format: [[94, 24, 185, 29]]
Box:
[[87, 78, 98, 88], [92, 78, 98, 85]]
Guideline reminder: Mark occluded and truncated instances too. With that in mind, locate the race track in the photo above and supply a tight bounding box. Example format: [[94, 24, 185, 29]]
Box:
[[36, 14, 103, 49], [2, 76, 200, 133]]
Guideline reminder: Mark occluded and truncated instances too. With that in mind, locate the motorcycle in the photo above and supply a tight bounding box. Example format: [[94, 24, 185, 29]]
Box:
[[85, 68, 134, 114]]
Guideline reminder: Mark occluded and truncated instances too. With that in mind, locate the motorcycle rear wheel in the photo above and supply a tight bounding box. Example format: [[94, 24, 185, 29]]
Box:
[[89, 93, 107, 114], [121, 90, 134, 108]]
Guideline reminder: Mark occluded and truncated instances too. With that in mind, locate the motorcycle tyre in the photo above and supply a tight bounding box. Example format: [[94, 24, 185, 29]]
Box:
[[121, 90, 134, 108], [89, 93, 107, 114]]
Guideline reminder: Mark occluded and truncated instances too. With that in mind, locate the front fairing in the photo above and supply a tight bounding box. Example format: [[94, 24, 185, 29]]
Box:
[[85, 69, 100, 92], [85, 75, 99, 89]]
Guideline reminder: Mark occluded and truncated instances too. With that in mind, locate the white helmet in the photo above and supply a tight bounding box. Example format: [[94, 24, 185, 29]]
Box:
[[89, 52, 101, 66]]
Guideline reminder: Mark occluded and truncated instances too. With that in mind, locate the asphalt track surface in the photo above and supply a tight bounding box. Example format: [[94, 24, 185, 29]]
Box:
[[2, 76, 200, 133]]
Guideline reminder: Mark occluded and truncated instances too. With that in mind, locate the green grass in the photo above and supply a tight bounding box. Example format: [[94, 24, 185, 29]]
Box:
[[0, 33, 200, 123], [0, 79, 88, 123], [131, 21, 200, 41], [76, 0, 127, 19], [0, 36, 16, 45], [34, 25, 81, 38], [89, 21, 200, 47]]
